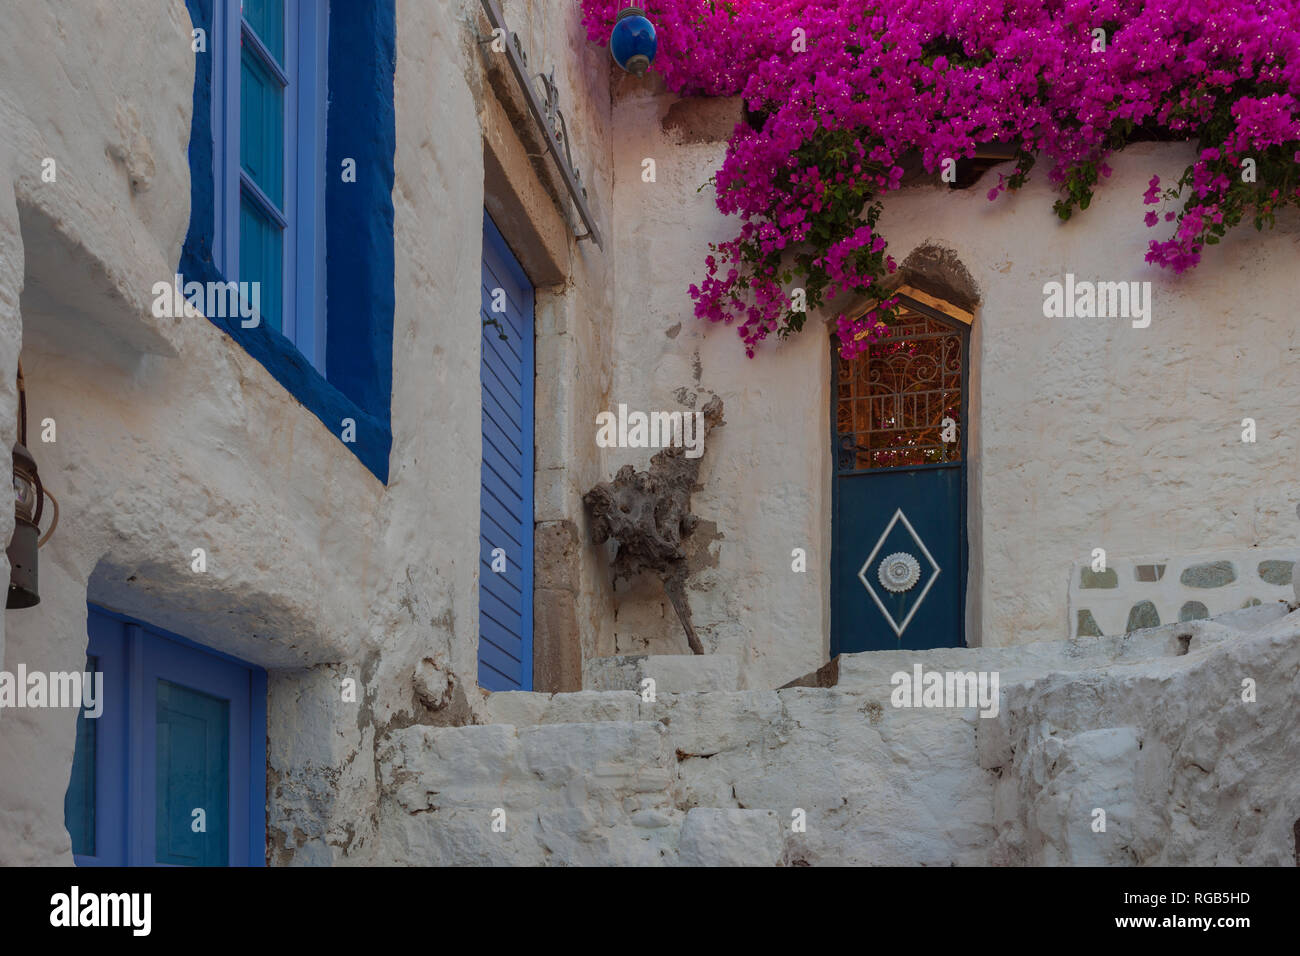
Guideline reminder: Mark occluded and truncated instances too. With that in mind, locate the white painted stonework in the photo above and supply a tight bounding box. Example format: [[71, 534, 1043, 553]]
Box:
[[608, 81, 1300, 685], [375, 605, 1300, 865], [1068, 549, 1296, 638], [583, 653, 741, 693], [0, 0, 1295, 867]]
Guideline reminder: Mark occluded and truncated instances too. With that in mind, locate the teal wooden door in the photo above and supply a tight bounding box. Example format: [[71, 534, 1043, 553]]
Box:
[[831, 297, 969, 654], [65, 606, 266, 867]]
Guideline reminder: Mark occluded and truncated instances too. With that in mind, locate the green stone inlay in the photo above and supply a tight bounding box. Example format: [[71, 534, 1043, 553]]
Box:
[[1135, 564, 1166, 582], [1178, 601, 1208, 622], [1241, 597, 1262, 608], [1257, 560, 1295, 586], [1126, 600, 1160, 632], [1080, 568, 1118, 589], [1180, 561, 1236, 588], [1076, 609, 1103, 637]]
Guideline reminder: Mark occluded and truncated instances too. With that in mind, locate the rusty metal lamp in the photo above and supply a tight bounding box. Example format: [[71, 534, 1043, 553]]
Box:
[[8, 362, 57, 608]]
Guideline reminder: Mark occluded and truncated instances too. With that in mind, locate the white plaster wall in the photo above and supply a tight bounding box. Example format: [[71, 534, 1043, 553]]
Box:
[[879, 141, 1300, 648], [0, 0, 617, 865], [607, 84, 832, 690], [610, 82, 1300, 685]]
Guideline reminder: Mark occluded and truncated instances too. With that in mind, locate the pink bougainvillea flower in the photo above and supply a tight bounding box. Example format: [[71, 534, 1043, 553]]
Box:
[[580, 0, 1300, 357]]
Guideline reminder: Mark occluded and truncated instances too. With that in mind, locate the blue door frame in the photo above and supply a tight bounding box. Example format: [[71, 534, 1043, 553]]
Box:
[[68, 606, 267, 866], [478, 211, 534, 690], [830, 295, 970, 655]]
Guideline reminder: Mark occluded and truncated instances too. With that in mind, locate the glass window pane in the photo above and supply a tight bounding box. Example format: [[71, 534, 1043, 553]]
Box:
[[243, 0, 285, 64], [155, 679, 229, 867], [240, 45, 284, 208], [240, 193, 283, 332], [63, 655, 98, 857]]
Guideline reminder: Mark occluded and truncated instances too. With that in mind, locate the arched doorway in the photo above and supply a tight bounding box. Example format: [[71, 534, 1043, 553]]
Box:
[[830, 293, 970, 654]]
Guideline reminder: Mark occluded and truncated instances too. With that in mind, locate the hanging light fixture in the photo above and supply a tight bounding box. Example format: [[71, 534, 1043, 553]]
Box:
[[8, 362, 57, 609], [609, 7, 657, 75]]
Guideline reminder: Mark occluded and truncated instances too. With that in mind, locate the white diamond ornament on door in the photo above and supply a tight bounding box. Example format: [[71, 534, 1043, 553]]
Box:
[[857, 509, 941, 637]]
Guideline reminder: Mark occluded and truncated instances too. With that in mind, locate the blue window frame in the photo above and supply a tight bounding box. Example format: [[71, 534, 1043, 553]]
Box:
[[214, 0, 328, 363], [64, 606, 267, 867], [181, 0, 396, 482]]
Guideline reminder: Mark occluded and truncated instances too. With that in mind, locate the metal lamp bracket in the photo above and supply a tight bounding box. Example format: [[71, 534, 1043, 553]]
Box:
[[479, 0, 603, 249]]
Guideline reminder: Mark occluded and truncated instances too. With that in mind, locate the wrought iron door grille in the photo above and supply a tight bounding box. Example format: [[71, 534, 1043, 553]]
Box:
[[836, 308, 964, 471]]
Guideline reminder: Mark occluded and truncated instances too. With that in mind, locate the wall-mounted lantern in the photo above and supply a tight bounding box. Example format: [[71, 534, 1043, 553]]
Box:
[[610, 7, 657, 75], [8, 363, 57, 609]]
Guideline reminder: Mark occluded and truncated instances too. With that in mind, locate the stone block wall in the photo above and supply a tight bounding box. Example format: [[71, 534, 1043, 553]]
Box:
[[375, 605, 1300, 865], [1069, 549, 1297, 638]]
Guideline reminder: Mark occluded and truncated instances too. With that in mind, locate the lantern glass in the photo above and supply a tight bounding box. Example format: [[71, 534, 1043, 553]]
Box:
[[13, 471, 35, 522], [610, 8, 656, 75]]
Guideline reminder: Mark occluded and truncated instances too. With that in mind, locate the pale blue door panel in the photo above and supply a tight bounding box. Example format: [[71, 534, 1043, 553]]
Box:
[[136, 629, 252, 866], [155, 680, 230, 866]]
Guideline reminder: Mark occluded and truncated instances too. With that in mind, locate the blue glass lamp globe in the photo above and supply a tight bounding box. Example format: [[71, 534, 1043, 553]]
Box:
[[609, 7, 657, 75]]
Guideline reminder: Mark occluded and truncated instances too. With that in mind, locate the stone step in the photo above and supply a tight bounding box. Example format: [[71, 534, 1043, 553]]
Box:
[[583, 653, 740, 694], [480, 687, 993, 865], [375, 719, 684, 865], [663, 687, 992, 866], [834, 602, 1292, 698], [482, 689, 647, 726], [678, 808, 786, 866], [370, 606, 1300, 865]]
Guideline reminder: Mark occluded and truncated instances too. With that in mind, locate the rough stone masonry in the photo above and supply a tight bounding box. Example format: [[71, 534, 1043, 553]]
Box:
[[370, 601, 1300, 866]]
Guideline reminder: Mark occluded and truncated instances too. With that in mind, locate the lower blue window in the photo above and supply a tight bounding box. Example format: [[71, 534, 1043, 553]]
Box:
[[65, 606, 267, 867]]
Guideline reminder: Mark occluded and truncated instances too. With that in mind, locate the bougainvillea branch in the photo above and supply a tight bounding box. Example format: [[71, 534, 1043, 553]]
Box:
[[581, 0, 1300, 356]]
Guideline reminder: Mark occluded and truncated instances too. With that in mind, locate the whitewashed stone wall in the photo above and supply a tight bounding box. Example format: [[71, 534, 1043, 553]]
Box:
[[376, 605, 1300, 865], [607, 85, 832, 690], [1, 0, 1296, 868], [1068, 549, 1296, 638], [609, 77, 1300, 687]]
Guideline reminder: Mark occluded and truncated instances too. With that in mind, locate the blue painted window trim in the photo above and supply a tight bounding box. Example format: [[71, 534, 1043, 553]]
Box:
[[217, 0, 327, 361], [182, 0, 395, 482], [71, 606, 268, 867]]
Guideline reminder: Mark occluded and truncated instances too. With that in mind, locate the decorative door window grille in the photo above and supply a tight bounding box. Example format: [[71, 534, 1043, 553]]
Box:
[[836, 305, 965, 471]]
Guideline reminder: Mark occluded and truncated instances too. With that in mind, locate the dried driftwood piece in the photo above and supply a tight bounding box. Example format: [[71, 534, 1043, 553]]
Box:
[[583, 396, 725, 655]]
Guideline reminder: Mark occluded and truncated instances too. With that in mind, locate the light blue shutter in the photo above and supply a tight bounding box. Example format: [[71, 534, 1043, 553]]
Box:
[[479, 212, 534, 691]]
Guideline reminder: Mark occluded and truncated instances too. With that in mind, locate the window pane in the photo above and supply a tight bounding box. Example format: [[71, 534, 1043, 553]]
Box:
[[835, 308, 964, 471], [240, 193, 283, 332], [243, 0, 285, 64], [63, 656, 98, 857], [155, 679, 229, 867], [240, 44, 284, 208]]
